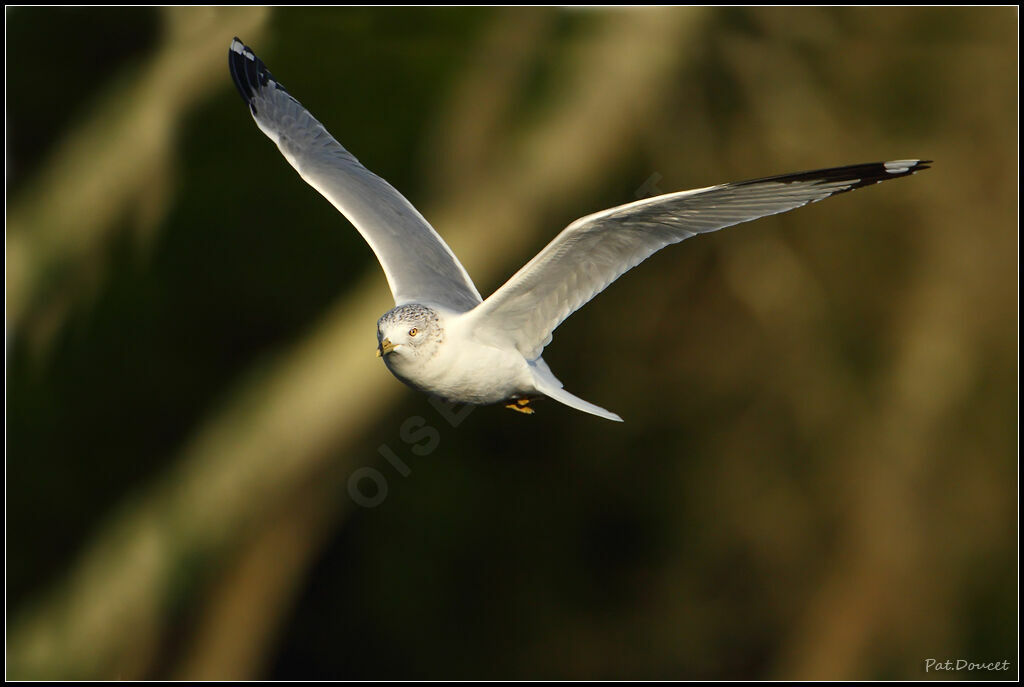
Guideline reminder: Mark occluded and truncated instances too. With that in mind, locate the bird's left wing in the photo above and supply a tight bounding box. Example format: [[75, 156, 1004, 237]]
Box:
[[466, 161, 930, 360], [229, 38, 482, 312]]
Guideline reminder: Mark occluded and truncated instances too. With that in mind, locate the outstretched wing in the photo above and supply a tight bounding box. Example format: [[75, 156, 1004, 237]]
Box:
[[228, 38, 482, 312], [467, 160, 930, 359]]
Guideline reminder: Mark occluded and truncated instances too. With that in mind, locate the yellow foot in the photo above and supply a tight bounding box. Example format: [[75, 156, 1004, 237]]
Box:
[[504, 398, 535, 415]]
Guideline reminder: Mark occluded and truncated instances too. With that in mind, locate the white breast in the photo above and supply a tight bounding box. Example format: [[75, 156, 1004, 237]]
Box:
[[383, 314, 535, 404]]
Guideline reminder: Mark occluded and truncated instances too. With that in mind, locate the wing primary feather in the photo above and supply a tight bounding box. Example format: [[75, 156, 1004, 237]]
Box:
[[228, 38, 483, 312], [730, 159, 932, 195], [469, 160, 931, 359]]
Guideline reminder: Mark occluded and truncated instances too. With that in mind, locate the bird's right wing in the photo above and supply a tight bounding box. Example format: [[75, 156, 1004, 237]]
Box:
[[229, 38, 482, 312], [466, 161, 930, 360]]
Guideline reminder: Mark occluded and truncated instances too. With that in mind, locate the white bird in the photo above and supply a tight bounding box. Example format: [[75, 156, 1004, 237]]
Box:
[[228, 38, 929, 422]]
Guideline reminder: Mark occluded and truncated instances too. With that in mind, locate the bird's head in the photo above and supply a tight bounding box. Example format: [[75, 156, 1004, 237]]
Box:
[[376, 304, 443, 364]]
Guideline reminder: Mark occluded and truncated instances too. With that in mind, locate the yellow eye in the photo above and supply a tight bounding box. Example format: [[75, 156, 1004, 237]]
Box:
[[408, 327, 418, 337]]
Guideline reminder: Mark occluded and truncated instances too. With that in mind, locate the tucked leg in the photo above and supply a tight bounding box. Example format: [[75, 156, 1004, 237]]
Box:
[[504, 398, 535, 415]]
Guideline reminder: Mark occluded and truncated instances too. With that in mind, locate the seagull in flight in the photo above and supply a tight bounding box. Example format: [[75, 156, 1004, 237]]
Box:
[[228, 38, 928, 422]]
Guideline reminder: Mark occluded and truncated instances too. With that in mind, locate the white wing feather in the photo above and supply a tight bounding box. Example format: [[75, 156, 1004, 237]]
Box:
[[468, 161, 929, 359], [229, 39, 482, 312]]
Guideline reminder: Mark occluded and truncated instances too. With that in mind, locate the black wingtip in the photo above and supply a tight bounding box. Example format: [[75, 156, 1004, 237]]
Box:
[[844, 159, 932, 190], [733, 159, 932, 196], [228, 37, 290, 116]]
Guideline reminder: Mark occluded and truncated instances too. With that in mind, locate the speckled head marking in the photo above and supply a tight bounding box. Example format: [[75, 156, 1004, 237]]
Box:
[[376, 304, 444, 364], [378, 304, 437, 328]]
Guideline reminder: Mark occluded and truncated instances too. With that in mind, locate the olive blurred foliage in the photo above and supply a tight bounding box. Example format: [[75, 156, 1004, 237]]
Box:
[[5, 6, 1017, 681]]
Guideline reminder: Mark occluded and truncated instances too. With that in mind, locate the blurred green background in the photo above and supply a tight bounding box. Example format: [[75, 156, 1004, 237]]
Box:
[[5, 6, 1017, 680]]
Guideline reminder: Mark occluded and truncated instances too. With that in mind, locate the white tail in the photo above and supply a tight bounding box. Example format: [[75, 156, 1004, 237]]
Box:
[[529, 359, 623, 422]]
